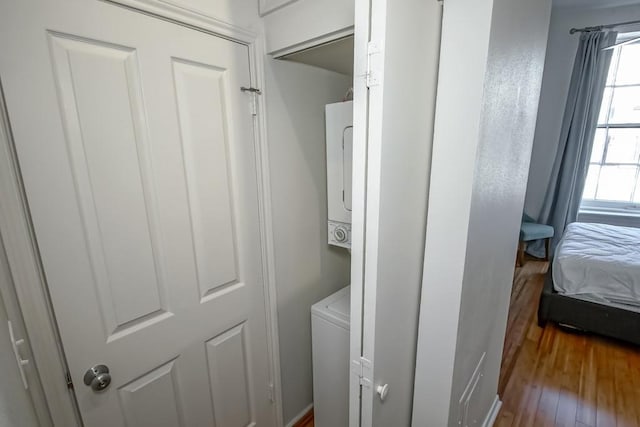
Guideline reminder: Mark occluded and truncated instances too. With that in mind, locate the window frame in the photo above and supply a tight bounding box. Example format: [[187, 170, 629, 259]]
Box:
[[580, 37, 640, 213]]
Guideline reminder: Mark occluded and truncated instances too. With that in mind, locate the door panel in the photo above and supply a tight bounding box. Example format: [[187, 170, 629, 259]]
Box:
[[119, 359, 184, 427], [206, 323, 253, 427], [0, 1, 273, 426], [172, 59, 240, 300], [48, 32, 170, 338]]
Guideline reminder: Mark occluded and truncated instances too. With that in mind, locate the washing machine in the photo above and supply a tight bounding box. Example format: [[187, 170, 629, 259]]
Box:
[[311, 285, 350, 427]]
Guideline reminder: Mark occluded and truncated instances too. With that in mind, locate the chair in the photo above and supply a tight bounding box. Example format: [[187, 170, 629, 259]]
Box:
[[518, 214, 554, 266]]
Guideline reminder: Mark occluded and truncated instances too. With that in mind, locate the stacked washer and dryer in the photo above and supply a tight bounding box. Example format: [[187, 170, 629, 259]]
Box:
[[311, 100, 353, 427], [325, 101, 353, 249]]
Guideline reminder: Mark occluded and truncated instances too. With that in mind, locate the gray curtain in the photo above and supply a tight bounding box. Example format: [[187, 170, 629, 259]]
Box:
[[528, 30, 617, 258]]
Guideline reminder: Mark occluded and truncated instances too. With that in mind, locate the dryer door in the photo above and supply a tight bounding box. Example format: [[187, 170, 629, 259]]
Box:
[[343, 126, 353, 213]]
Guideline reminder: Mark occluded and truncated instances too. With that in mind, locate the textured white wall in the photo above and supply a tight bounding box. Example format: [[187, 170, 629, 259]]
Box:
[[412, 0, 495, 423], [448, 0, 551, 424], [413, 0, 551, 425], [263, 58, 351, 424], [525, 3, 640, 219]]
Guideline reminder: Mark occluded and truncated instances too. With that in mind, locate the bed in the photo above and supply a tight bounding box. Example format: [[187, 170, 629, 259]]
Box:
[[538, 222, 640, 346]]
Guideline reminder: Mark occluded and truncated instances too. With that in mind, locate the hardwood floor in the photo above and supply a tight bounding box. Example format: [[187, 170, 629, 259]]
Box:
[[293, 408, 314, 427], [497, 258, 640, 427]]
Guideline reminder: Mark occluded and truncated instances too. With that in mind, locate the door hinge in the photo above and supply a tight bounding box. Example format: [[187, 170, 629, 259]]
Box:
[[8, 320, 29, 390], [351, 356, 373, 388], [267, 382, 275, 403], [365, 41, 382, 88], [240, 86, 261, 116], [66, 371, 74, 390]]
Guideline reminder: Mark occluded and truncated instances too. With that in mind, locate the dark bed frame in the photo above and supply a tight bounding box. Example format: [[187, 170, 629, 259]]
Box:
[[538, 268, 640, 346]]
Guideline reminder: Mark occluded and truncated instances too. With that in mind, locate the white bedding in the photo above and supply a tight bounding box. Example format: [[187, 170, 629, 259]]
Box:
[[553, 222, 640, 307]]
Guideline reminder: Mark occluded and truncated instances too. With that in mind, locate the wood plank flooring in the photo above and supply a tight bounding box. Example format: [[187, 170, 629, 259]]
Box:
[[293, 408, 314, 427], [497, 258, 640, 427]]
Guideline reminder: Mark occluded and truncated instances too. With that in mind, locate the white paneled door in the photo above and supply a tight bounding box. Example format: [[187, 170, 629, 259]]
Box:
[[0, 1, 275, 426]]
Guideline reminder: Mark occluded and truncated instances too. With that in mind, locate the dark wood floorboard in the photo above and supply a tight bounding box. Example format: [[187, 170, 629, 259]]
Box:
[[293, 408, 314, 427]]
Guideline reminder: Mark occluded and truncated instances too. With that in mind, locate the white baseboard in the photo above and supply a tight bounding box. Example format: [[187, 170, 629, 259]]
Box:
[[285, 397, 498, 427], [284, 403, 313, 427], [481, 395, 502, 427]]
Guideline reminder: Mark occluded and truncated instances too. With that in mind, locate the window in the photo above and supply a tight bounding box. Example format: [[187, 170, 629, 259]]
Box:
[[582, 38, 640, 212]]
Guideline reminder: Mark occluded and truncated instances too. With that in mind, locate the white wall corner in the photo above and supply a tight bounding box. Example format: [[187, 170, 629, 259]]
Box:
[[481, 395, 502, 427]]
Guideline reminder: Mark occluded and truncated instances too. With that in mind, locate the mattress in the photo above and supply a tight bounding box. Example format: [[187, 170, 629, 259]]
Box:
[[552, 222, 640, 308]]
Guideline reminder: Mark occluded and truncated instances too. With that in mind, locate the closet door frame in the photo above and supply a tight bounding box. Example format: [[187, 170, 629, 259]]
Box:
[[350, 0, 442, 425], [0, 92, 54, 426]]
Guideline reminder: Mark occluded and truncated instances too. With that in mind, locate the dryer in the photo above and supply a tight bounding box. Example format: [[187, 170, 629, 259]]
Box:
[[325, 101, 353, 248]]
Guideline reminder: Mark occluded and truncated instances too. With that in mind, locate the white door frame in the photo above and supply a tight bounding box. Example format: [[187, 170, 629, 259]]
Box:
[[348, 0, 369, 425], [0, 85, 74, 426], [0, 1, 283, 425]]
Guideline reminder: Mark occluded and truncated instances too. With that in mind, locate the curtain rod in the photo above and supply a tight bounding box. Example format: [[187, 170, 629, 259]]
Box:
[[570, 19, 640, 34]]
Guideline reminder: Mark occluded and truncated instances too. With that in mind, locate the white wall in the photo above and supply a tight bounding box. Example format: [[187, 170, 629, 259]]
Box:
[[447, 0, 552, 423], [525, 3, 640, 219], [412, 0, 551, 425], [263, 58, 351, 424]]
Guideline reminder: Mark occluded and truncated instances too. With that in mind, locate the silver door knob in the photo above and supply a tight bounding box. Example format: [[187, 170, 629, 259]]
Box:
[[377, 383, 389, 401], [83, 364, 111, 392]]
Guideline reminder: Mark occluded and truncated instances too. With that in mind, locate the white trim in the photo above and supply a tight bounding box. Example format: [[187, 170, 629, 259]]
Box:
[[579, 201, 640, 216], [579, 200, 640, 228], [349, 0, 370, 425], [0, 83, 79, 426], [481, 395, 502, 427], [358, 0, 388, 424], [577, 210, 640, 228], [105, 0, 257, 41], [258, 0, 298, 17], [250, 33, 285, 427], [270, 28, 355, 58], [0, 240, 52, 425], [284, 403, 313, 427], [0, 2, 283, 426]]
